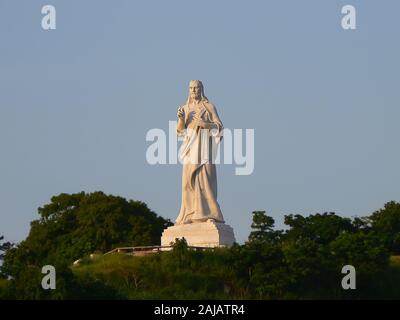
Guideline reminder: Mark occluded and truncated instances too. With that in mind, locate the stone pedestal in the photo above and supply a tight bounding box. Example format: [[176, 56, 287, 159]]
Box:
[[161, 220, 236, 248]]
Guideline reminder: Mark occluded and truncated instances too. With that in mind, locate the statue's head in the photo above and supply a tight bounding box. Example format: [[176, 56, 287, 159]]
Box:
[[188, 80, 208, 103]]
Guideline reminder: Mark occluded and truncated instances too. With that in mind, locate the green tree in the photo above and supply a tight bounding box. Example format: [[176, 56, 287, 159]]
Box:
[[248, 211, 281, 244], [0, 235, 13, 261], [280, 211, 391, 298], [284, 212, 354, 244], [0, 235, 14, 279], [2, 191, 172, 279], [242, 212, 290, 298], [329, 230, 391, 298], [368, 201, 400, 254]]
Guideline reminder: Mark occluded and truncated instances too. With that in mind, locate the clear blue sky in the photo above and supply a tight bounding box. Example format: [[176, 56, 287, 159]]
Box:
[[1, 0, 399, 244]]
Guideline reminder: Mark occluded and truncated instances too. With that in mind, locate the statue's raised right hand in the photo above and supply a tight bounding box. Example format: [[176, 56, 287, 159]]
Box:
[[177, 107, 184, 120]]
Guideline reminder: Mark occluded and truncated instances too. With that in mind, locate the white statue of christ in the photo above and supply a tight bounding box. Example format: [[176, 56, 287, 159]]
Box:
[[175, 80, 225, 225]]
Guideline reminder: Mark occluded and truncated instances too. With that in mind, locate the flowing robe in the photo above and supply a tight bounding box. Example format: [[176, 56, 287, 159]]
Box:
[[175, 101, 225, 224]]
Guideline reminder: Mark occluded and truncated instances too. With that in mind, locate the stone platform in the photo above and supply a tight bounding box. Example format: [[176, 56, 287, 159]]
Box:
[[161, 220, 236, 247]]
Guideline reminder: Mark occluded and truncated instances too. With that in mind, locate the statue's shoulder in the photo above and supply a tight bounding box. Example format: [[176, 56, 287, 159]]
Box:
[[203, 101, 219, 115], [204, 101, 217, 111]]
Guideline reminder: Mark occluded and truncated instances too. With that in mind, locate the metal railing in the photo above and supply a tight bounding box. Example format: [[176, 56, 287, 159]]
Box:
[[104, 245, 215, 255]]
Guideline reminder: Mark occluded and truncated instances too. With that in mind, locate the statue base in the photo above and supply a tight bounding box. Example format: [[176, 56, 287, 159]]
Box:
[[161, 220, 236, 248]]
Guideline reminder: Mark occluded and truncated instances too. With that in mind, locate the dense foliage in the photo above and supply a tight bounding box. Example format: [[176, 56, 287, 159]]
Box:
[[1, 192, 171, 285], [1, 193, 400, 299]]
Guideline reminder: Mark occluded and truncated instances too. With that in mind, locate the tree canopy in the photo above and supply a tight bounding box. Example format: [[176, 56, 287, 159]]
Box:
[[1, 196, 400, 299], [1, 191, 172, 278], [368, 201, 400, 254]]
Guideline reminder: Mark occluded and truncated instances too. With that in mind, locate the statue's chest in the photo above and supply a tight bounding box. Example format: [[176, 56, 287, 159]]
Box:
[[186, 105, 209, 123]]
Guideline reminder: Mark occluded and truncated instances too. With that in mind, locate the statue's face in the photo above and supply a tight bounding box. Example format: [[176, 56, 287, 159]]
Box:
[[189, 82, 201, 100]]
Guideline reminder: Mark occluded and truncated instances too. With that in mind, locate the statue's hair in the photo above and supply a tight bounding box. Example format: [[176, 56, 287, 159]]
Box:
[[186, 80, 209, 105]]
